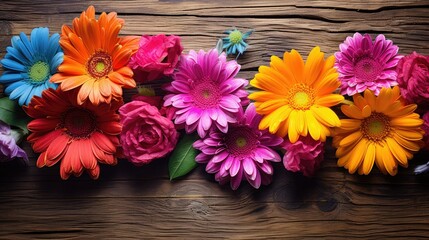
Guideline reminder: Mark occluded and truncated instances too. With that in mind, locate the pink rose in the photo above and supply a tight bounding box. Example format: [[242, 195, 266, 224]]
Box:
[[131, 95, 176, 121], [282, 136, 324, 176], [129, 34, 183, 83], [119, 101, 179, 166], [159, 105, 176, 121], [397, 52, 429, 106]]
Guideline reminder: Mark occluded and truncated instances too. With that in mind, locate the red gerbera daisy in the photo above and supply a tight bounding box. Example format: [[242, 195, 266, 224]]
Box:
[[25, 88, 122, 179]]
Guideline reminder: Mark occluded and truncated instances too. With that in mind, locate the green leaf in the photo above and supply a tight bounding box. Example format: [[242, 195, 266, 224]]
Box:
[[0, 97, 30, 135], [168, 133, 199, 180]]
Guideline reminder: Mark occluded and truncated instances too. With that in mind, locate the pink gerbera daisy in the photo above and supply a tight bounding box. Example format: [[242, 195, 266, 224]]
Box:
[[335, 33, 402, 96], [193, 104, 283, 190], [164, 49, 248, 138]]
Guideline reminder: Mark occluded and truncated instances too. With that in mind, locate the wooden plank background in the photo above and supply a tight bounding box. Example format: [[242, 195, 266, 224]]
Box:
[[1, 0, 429, 239]]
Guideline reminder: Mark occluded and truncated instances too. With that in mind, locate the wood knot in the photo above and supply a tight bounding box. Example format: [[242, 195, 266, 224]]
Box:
[[187, 200, 212, 220], [316, 196, 338, 212]]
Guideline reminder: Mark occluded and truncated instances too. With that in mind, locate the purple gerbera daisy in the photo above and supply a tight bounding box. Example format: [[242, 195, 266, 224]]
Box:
[[335, 33, 402, 96], [193, 104, 283, 190], [164, 49, 249, 137]]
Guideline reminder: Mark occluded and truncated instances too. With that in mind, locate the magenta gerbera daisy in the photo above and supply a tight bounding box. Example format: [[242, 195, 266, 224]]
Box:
[[335, 33, 402, 96], [164, 49, 248, 138], [193, 104, 283, 190]]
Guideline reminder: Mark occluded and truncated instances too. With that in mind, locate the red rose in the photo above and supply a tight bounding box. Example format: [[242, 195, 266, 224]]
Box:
[[129, 34, 183, 83], [397, 52, 429, 106]]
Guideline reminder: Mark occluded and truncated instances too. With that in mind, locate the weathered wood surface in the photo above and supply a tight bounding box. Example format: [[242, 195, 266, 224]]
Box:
[[1, 0, 429, 239]]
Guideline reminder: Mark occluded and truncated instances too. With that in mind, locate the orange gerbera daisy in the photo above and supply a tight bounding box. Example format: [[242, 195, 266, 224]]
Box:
[[333, 87, 424, 175], [51, 6, 139, 105], [249, 46, 344, 143], [24, 88, 122, 180]]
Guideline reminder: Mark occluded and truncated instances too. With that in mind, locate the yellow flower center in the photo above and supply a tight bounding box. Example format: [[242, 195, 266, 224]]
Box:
[[229, 30, 243, 44], [235, 137, 247, 148], [95, 61, 106, 73], [87, 51, 112, 78], [361, 112, 391, 141], [293, 92, 310, 107], [203, 90, 211, 99], [287, 84, 315, 110], [29, 61, 50, 83]]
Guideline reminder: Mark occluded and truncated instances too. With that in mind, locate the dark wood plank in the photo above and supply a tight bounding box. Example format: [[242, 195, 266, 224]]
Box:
[[0, 0, 429, 239]]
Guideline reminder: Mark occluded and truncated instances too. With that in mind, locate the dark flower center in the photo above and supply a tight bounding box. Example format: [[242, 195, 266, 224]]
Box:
[[87, 52, 112, 78], [191, 78, 221, 109], [225, 126, 258, 157], [61, 108, 97, 138], [355, 57, 383, 81]]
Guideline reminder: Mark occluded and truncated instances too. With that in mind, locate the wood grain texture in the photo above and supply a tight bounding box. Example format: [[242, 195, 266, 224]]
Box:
[[1, 0, 429, 239]]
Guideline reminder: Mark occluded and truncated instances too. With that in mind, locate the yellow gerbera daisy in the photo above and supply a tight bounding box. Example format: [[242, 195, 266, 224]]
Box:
[[249, 46, 344, 143], [333, 86, 424, 176]]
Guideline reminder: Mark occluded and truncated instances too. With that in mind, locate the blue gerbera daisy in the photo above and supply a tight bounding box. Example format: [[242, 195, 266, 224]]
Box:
[[0, 27, 63, 106], [222, 28, 253, 57]]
